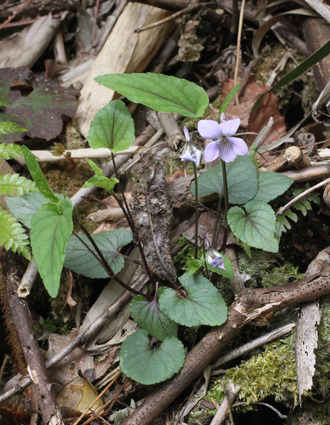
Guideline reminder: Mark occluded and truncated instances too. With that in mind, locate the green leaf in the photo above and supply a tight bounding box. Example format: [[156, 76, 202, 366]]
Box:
[[254, 171, 293, 202], [206, 254, 234, 279], [83, 160, 119, 191], [130, 294, 178, 342], [0, 207, 31, 260], [218, 84, 240, 118], [0, 121, 27, 135], [5, 192, 58, 228], [159, 273, 228, 327], [21, 146, 58, 203], [0, 173, 37, 196], [228, 200, 278, 253], [253, 39, 330, 110], [191, 156, 258, 205], [95, 73, 209, 118], [186, 257, 203, 275], [88, 100, 135, 152], [64, 229, 132, 278], [0, 142, 22, 159], [31, 199, 73, 297], [120, 330, 185, 385], [275, 209, 298, 239]]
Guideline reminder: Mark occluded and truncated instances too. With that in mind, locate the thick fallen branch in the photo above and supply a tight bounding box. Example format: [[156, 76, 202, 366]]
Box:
[[122, 247, 330, 425], [3, 251, 64, 425]]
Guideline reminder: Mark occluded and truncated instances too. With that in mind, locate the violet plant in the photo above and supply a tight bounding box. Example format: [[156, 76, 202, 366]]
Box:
[[3, 73, 294, 386]]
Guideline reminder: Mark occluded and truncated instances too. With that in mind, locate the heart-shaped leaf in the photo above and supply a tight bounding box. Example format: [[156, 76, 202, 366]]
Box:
[[31, 199, 73, 297], [120, 330, 185, 385], [191, 156, 258, 205], [64, 229, 132, 278], [95, 73, 209, 118], [130, 294, 178, 342], [87, 100, 135, 152], [21, 145, 58, 202], [159, 273, 228, 327], [228, 200, 278, 253], [254, 171, 293, 202]]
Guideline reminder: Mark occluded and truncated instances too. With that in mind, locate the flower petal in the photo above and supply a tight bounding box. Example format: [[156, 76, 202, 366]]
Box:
[[180, 143, 202, 166], [198, 120, 222, 139], [219, 118, 240, 137], [230, 137, 248, 156], [204, 141, 220, 162], [183, 126, 190, 141], [218, 141, 237, 162]]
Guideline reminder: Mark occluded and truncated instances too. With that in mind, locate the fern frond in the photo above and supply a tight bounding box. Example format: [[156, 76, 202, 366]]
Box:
[[0, 208, 31, 260], [0, 143, 22, 159], [0, 121, 27, 135], [0, 173, 37, 196]]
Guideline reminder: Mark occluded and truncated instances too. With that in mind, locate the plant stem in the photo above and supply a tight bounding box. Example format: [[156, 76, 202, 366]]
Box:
[[193, 162, 199, 259], [110, 152, 155, 287], [220, 160, 229, 252], [212, 196, 222, 248], [73, 228, 149, 299]]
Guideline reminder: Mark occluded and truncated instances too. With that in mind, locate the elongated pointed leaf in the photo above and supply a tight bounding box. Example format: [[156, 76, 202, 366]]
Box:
[[254, 171, 293, 202], [120, 330, 185, 385], [64, 229, 132, 278], [228, 200, 278, 253], [88, 100, 135, 152], [159, 273, 228, 327], [21, 145, 58, 202], [95, 73, 209, 118], [218, 84, 240, 118], [191, 156, 258, 205], [31, 199, 73, 297], [130, 294, 178, 342]]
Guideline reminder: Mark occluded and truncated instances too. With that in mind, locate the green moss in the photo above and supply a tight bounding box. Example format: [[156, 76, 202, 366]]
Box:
[[207, 337, 298, 408]]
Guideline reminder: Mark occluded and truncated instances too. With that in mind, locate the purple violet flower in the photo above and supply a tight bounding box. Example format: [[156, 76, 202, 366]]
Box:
[[204, 234, 225, 270], [198, 115, 248, 163], [180, 126, 202, 167]]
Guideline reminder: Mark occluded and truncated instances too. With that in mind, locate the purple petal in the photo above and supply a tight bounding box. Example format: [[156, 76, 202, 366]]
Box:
[[219, 118, 240, 137], [183, 126, 190, 141], [218, 142, 237, 162], [230, 137, 248, 156], [204, 141, 220, 162], [198, 120, 222, 140], [180, 144, 202, 166]]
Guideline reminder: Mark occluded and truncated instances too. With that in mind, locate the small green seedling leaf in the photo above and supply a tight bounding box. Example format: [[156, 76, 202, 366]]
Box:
[[254, 171, 294, 203], [218, 84, 240, 119], [186, 257, 203, 275], [0, 173, 37, 196], [206, 254, 234, 279], [0, 142, 23, 159], [192, 156, 258, 205], [0, 207, 31, 260], [228, 200, 278, 253], [64, 229, 132, 278], [21, 146, 58, 203], [159, 273, 228, 327], [95, 73, 209, 118], [120, 330, 185, 385], [31, 199, 73, 297], [130, 294, 178, 342], [88, 100, 135, 152], [83, 160, 119, 192]]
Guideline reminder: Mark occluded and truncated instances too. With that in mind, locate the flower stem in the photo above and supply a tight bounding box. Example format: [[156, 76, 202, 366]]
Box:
[[220, 160, 229, 252], [193, 162, 199, 259]]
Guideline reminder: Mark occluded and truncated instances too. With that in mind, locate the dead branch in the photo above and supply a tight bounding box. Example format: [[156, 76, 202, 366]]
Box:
[[282, 163, 330, 182], [129, 0, 190, 11], [122, 248, 330, 425], [2, 250, 64, 425]]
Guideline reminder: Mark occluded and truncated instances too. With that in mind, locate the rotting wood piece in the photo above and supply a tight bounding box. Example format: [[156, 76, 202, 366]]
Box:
[[2, 250, 64, 425], [122, 247, 330, 425], [130, 157, 177, 282]]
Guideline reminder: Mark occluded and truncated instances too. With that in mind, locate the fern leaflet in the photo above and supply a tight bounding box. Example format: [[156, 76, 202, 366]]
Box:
[[0, 121, 27, 135], [0, 208, 31, 260], [0, 173, 37, 196], [0, 143, 22, 159]]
